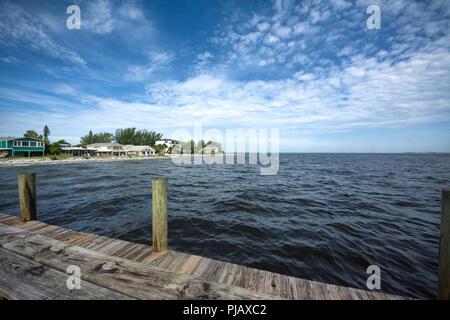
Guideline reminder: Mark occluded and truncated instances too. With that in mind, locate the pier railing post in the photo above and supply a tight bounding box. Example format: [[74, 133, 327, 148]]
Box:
[[18, 173, 36, 222], [438, 188, 450, 299], [152, 178, 168, 252]]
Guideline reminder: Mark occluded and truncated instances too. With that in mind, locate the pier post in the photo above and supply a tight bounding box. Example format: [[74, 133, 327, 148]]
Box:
[[18, 173, 36, 222], [152, 178, 167, 252], [438, 188, 450, 299]]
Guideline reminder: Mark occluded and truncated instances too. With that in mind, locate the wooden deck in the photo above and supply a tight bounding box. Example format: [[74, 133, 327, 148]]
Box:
[[0, 213, 411, 300]]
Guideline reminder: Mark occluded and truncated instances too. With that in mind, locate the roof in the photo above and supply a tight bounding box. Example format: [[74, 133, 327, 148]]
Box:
[[0, 137, 44, 141], [61, 147, 96, 151], [123, 145, 155, 152], [86, 143, 123, 147], [203, 142, 221, 148], [201, 143, 222, 152]]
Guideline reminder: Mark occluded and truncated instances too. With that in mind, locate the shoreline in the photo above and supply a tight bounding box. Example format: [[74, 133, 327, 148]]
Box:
[[0, 155, 171, 167]]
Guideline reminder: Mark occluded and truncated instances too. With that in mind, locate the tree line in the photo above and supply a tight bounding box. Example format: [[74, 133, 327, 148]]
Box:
[[79, 128, 163, 147]]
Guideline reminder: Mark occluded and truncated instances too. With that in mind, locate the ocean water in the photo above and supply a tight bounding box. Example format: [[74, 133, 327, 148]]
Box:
[[0, 153, 448, 299]]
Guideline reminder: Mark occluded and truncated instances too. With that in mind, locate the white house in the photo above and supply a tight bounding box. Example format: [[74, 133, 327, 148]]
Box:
[[61, 146, 96, 157], [201, 142, 222, 154], [123, 145, 155, 156], [86, 143, 126, 156], [155, 139, 179, 153]]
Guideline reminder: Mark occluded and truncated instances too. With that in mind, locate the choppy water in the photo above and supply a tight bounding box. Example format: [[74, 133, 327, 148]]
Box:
[[0, 153, 449, 299]]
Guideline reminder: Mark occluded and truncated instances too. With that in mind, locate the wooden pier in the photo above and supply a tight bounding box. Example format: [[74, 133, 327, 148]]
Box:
[[0, 212, 411, 300]]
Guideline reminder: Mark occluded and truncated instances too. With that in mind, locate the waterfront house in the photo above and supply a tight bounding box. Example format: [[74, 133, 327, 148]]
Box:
[[61, 146, 97, 157], [155, 139, 179, 153], [201, 142, 222, 154], [123, 145, 156, 156], [86, 143, 126, 156], [0, 137, 45, 157]]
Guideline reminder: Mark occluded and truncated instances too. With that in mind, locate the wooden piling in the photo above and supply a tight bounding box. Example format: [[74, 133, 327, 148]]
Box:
[[152, 178, 167, 252], [18, 173, 36, 222], [438, 188, 450, 299]]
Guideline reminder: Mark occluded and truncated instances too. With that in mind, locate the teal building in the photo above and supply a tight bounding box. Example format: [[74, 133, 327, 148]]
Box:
[[0, 137, 45, 157]]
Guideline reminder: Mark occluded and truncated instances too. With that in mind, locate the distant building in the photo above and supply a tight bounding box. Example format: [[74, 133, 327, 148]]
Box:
[[155, 139, 179, 153], [61, 146, 96, 157], [0, 137, 45, 157], [123, 145, 156, 156], [170, 144, 183, 154], [201, 142, 222, 154], [86, 143, 126, 156]]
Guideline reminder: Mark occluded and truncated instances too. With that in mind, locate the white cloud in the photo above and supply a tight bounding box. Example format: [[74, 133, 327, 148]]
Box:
[[119, 1, 145, 20], [83, 0, 115, 34], [83, 0, 151, 35], [0, 1, 86, 66], [332, 0, 352, 10], [125, 51, 174, 81]]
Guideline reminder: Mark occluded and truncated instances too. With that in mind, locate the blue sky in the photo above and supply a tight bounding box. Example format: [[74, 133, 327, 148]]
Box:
[[0, 0, 449, 152]]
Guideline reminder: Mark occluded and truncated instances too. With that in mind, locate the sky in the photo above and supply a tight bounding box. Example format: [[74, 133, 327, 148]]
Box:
[[0, 0, 449, 152]]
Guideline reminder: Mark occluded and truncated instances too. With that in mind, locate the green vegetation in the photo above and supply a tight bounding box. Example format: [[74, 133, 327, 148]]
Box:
[[153, 144, 165, 153], [79, 128, 163, 147], [80, 131, 114, 145], [114, 128, 162, 146], [24, 130, 38, 138], [48, 142, 62, 155]]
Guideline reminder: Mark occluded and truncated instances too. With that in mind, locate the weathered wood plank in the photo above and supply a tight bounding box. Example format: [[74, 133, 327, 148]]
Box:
[[65, 233, 94, 245], [121, 244, 148, 260], [106, 240, 134, 257], [203, 259, 226, 283], [0, 213, 17, 224], [78, 235, 109, 250], [93, 238, 123, 254], [178, 254, 202, 274], [31, 224, 59, 236], [0, 215, 21, 226], [16, 221, 49, 232], [102, 240, 131, 256], [133, 247, 155, 263], [153, 250, 190, 272], [0, 247, 133, 300], [100, 240, 128, 256], [73, 234, 103, 247], [0, 226, 283, 300], [218, 262, 237, 285]]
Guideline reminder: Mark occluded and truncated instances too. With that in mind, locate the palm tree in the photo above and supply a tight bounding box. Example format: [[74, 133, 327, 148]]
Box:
[[43, 125, 50, 142], [24, 130, 38, 138], [49, 142, 62, 155]]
